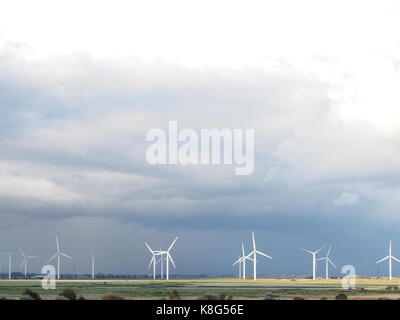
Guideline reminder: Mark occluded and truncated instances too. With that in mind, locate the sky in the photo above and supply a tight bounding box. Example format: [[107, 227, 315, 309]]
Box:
[[1, 0, 400, 277]]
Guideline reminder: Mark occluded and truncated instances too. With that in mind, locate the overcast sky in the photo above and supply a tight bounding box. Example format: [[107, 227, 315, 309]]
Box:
[[1, 0, 400, 277]]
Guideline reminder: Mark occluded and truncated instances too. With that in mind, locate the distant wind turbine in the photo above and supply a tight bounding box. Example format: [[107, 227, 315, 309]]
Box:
[[91, 250, 100, 279], [243, 232, 273, 281], [159, 238, 178, 280], [145, 242, 163, 279], [377, 240, 400, 280], [233, 242, 254, 280], [1, 251, 14, 279], [301, 245, 325, 280], [19, 248, 38, 278], [316, 246, 336, 279], [46, 236, 73, 280]]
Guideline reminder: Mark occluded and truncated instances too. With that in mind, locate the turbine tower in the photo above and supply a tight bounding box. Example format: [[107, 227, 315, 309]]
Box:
[[19, 248, 38, 278], [91, 250, 100, 279], [145, 242, 163, 279], [243, 232, 273, 281], [301, 245, 325, 280], [46, 236, 74, 280], [1, 251, 13, 279], [377, 240, 400, 280], [316, 245, 336, 279]]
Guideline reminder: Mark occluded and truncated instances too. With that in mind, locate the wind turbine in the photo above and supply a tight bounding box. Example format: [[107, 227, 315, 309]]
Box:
[[377, 240, 400, 280], [233, 242, 254, 280], [145, 242, 163, 279], [90, 250, 100, 279], [242, 232, 273, 281], [19, 248, 38, 278], [46, 236, 73, 280], [145, 237, 178, 280], [1, 251, 13, 279], [316, 246, 336, 279], [160, 237, 178, 280], [301, 245, 325, 280]]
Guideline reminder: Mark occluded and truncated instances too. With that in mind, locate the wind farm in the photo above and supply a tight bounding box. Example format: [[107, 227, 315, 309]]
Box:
[[0, 235, 400, 300]]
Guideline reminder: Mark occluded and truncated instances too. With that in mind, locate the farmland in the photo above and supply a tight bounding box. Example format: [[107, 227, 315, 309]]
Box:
[[1, 278, 400, 300]]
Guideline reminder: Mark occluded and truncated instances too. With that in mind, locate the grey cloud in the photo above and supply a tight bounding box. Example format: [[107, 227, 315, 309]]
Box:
[[1, 48, 400, 274]]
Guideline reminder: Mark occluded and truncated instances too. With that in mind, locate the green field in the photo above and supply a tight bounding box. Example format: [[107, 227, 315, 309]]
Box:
[[1, 278, 400, 300]]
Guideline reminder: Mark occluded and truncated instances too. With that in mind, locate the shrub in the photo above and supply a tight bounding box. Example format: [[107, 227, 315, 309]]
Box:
[[293, 297, 305, 300], [22, 289, 41, 300], [335, 293, 347, 300], [101, 294, 125, 300], [59, 289, 77, 300], [169, 290, 180, 300]]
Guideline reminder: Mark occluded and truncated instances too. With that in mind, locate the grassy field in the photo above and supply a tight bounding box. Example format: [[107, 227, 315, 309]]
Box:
[[1, 278, 400, 300]]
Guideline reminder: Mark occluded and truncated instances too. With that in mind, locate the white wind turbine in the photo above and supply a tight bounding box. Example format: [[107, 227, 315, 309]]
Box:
[[145, 242, 163, 279], [316, 245, 336, 279], [233, 242, 254, 280], [242, 232, 273, 281], [19, 248, 38, 278], [301, 245, 325, 280], [46, 236, 74, 280], [159, 237, 178, 280], [1, 250, 13, 279], [90, 250, 100, 279], [377, 240, 400, 280]]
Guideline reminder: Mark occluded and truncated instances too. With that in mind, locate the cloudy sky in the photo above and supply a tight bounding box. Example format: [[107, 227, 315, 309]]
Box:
[[1, 0, 400, 277]]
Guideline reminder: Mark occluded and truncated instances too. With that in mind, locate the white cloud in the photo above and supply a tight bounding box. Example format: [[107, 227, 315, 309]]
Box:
[[333, 192, 360, 207]]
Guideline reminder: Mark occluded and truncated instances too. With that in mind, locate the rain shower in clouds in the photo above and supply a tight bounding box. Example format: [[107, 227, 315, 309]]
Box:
[[0, 0, 400, 275]]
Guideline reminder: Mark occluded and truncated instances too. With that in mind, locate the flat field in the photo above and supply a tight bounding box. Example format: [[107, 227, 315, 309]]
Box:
[[1, 278, 400, 300]]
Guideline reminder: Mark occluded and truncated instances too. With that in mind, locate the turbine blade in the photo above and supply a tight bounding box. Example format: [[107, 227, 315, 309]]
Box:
[[377, 256, 389, 264], [148, 256, 154, 269], [46, 253, 58, 263], [168, 253, 176, 268], [328, 258, 337, 268], [242, 242, 245, 256], [244, 250, 256, 260], [19, 259, 26, 270], [392, 256, 400, 263], [167, 237, 179, 252], [19, 248, 26, 258], [256, 250, 273, 259], [60, 253, 73, 259], [145, 242, 154, 253], [252, 232, 256, 250], [315, 245, 326, 254], [301, 248, 313, 254], [233, 255, 247, 266], [56, 236, 60, 253], [326, 246, 331, 257]]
